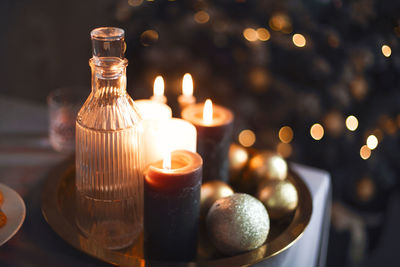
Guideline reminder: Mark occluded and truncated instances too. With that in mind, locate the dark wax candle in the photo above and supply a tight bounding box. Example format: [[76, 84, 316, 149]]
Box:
[[182, 100, 234, 182], [144, 150, 203, 261]]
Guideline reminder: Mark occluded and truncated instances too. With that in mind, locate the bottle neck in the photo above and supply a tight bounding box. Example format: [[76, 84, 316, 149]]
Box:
[[90, 57, 128, 97]]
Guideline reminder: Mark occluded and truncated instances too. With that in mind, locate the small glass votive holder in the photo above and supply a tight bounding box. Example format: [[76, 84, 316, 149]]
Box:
[[47, 87, 87, 153]]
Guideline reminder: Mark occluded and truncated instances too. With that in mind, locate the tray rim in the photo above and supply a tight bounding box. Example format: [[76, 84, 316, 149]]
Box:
[[41, 157, 312, 267]]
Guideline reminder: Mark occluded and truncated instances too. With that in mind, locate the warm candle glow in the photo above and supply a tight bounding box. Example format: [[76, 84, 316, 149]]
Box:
[[153, 75, 165, 97], [203, 99, 213, 125], [182, 73, 194, 97], [163, 149, 171, 170]]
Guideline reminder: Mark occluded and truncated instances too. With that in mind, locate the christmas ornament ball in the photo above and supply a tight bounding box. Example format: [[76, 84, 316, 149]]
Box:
[[248, 151, 288, 182], [200, 181, 234, 218], [206, 193, 270, 255], [229, 143, 249, 174], [257, 180, 298, 220]]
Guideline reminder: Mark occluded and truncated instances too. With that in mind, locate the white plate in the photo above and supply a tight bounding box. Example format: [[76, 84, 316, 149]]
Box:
[[0, 183, 26, 246]]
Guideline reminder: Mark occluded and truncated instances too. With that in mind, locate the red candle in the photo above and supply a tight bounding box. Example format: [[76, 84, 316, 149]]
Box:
[[182, 99, 233, 182], [144, 150, 203, 261]]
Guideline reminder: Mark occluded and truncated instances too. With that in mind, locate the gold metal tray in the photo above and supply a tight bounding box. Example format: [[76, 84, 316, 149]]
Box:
[[41, 158, 312, 266]]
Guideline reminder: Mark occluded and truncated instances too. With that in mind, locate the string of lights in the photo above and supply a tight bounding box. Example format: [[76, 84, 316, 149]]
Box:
[[113, 1, 400, 264]]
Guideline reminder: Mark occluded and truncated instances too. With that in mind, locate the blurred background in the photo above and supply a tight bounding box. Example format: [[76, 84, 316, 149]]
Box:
[[1, 0, 400, 266]]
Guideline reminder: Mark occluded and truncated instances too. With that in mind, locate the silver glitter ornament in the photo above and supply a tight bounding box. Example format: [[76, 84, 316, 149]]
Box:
[[206, 193, 270, 255]]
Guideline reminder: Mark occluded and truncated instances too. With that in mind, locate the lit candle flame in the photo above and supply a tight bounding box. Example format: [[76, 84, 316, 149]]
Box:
[[203, 99, 213, 125], [153, 75, 164, 97], [182, 73, 193, 97], [163, 149, 171, 170]]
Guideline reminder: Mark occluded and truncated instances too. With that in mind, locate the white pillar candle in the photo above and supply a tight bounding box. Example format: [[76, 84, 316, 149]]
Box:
[[142, 118, 197, 168], [135, 99, 196, 167], [135, 99, 172, 167], [135, 99, 172, 120]]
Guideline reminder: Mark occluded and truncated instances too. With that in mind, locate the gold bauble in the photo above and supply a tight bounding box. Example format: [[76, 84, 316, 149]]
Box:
[[229, 143, 249, 174], [249, 151, 288, 183], [200, 181, 234, 218], [257, 180, 298, 220], [206, 193, 270, 255]]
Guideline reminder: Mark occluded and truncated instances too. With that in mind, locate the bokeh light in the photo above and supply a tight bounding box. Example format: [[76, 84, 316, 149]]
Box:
[[366, 135, 378, 150], [238, 129, 256, 147], [243, 28, 258, 42], [381, 45, 392, 57], [277, 142, 292, 158], [140, 30, 159, 46], [345, 115, 359, 131], [194, 11, 210, 24], [249, 68, 270, 91], [269, 13, 291, 32], [292, 33, 306, 47], [327, 33, 340, 48], [324, 111, 344, 136], [278, 126, 293, 143], [257, 28, 270, 41], [360, 145, 371, 160], [356, 177, 375, 202], [381, 117, 397, 135], [310, 123, 324, 140], [128, 0, 143, 7]]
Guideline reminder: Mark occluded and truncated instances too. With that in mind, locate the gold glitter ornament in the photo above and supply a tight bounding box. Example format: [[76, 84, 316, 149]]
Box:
[[200, 181, 234, 218], [206, 193, 270, 255], [249, 151, 288, 183], [229, 143, 249, 174], [228, 144, 250, 187], [257, 180, 298, 220]]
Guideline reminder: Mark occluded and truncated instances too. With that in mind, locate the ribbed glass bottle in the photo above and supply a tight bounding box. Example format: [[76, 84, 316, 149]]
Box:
[[75, 27, 143, 249]]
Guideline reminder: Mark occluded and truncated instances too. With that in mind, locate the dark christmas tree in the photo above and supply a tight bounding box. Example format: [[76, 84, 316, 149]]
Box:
[[110, 0, 400, 266]]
